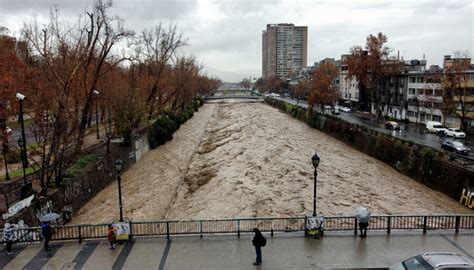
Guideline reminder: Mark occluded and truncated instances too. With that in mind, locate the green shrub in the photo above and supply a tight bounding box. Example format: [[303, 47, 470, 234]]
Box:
[[405, 148, 417, 172], [419, 147, 435, 176], [63, 154, 98, 179], [148, 115, 178, 149]]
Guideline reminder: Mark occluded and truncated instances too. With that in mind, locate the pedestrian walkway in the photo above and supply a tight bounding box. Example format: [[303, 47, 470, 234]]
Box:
[[0, 231, 473, 269]]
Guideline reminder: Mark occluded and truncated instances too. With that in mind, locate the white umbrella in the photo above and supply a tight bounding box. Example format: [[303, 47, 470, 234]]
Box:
[[39, 212, 60, 222], [355, 207, 370, 223]]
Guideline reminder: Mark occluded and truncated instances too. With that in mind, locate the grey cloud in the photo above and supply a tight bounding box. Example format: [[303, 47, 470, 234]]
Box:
[[112, 0, 197, 20], [414, 0, 472, 13], [1, 0, 472, 81], [211, 0, 283, 16]]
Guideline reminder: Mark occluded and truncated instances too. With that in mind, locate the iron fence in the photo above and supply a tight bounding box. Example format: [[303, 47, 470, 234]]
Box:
[[1, 214, 473, 244]]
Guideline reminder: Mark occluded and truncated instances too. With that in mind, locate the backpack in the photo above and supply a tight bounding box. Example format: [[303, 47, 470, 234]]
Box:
[[261, 235, 267, 247]]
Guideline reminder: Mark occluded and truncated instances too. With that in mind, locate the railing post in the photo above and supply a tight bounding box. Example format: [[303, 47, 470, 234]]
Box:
[[4, 194, 9, 209], [423, 216, 427, 234], [166, 222, 170, 240], [200, 220, 203, 238], [354, 218, 358, 236], [129, 221, 133, 241], [455, 216, 460, 233], [387, 216, 391, 234], [78, 226, 82, 244], [237, 219, 240, 238]]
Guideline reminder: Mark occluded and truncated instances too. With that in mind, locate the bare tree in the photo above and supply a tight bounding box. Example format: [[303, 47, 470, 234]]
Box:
[[136, 23, 187, 118], [21, 0, 133, 194]]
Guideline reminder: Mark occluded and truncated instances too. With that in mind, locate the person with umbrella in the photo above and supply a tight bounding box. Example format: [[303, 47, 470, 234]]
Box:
[[41, 221, 53, 251], [39, 212, 59, 251], [3, 223, 16, 255], [355, 207, 371, 238]]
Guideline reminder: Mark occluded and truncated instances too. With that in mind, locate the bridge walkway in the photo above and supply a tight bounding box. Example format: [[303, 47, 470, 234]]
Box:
[[0, 230, 472, 269]]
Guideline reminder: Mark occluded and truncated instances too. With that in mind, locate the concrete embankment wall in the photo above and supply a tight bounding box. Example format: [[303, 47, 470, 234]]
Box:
[[265, 98, 473, 207]]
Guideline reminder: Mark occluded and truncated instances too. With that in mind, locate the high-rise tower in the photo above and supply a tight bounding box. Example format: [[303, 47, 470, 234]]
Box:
[[262, 23, 307, 79]]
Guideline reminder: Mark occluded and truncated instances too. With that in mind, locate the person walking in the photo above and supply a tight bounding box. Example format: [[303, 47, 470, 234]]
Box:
[[252, 228, 266, 265], [41, 221, 52, 251], [107, 224, 116, 249], [3, 223, 16, 255]]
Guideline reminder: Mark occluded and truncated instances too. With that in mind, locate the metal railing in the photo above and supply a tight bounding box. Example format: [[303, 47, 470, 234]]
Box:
[[2, 214, 473, 244]]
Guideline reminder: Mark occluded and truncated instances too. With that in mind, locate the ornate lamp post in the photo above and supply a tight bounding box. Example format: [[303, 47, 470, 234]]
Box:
[[114, 159, 124, 222], [16, 93, 28, 170], [93, 90, 100, 139], [2, 142, 10, 180], [311, 152, 320, 217]]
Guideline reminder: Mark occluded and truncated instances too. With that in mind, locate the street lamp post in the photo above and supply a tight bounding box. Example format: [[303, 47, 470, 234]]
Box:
[[16, 93, 28, 186], [93, 90, 100, 139], [114, 159, 124, 222], [17, 137, 27, 185], [2, 144, 10, 180], [311, 152, 320, 217]]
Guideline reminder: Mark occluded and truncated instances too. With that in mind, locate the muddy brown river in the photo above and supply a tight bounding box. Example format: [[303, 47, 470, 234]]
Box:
[[72, 101, 471, 224]]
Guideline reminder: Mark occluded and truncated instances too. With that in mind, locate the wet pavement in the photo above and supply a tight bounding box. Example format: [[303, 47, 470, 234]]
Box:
[[276, 97, 474, 160], [0, 231, 473, 269]]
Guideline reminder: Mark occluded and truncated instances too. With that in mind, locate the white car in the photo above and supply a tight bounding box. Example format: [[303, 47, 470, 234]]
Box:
[[340, 107, 351, 112], [444, 128, 466, 138], [390, 252, 474, 270]]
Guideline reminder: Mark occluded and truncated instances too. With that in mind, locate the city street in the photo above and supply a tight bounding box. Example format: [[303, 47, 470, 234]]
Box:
[[275, 97, 474, 160]]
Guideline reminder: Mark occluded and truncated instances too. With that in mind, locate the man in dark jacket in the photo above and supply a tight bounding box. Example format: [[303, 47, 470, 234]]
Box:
[[252, 228, 266, 265]]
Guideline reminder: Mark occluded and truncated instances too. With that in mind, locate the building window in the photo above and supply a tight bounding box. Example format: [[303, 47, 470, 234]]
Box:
[[417, 77, 424, 83], [432, 115, 441, 122], [409, 77, 416, 83], [409, 88, 415, 94], [408, 111, 414, 117]]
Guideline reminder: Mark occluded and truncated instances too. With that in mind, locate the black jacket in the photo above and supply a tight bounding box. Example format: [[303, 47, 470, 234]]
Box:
[[252, 233, 265, 247]]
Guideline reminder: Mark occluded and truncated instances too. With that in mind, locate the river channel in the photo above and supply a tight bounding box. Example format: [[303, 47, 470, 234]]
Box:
[[72, 101, 471, 224]]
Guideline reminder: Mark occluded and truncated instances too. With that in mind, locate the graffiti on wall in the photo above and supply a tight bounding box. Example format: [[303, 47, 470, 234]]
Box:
[[459, 188, 474, 209]]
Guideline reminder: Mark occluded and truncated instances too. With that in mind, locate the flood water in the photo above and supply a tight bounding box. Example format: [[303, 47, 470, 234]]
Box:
[[72, 101, 471, 224]]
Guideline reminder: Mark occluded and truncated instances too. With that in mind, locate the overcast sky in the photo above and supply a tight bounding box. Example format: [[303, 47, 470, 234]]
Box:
[[0, 0, 473, 82]]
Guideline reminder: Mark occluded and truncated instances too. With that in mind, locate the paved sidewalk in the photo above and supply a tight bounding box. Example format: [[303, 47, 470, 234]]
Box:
[[0, 231, 473, 269]]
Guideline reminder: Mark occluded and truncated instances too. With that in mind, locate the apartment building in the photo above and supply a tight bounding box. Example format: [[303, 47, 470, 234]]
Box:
[[339, 54, 359, 107], [262, 23, 307, 79], [403, 61, 445, 124], [443, 55, 474, 129]]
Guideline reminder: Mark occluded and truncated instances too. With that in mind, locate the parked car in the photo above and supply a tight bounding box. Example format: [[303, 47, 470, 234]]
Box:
[[389, 252, 474, 270], [340, 107, 351, 112], [385, 121, 400, 130], [323, 105, 332, 114], [426, 121, 446, 134], [444, 128, 466, 138], [332, 107, 340, 115], [441, 140, 470, 155]]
